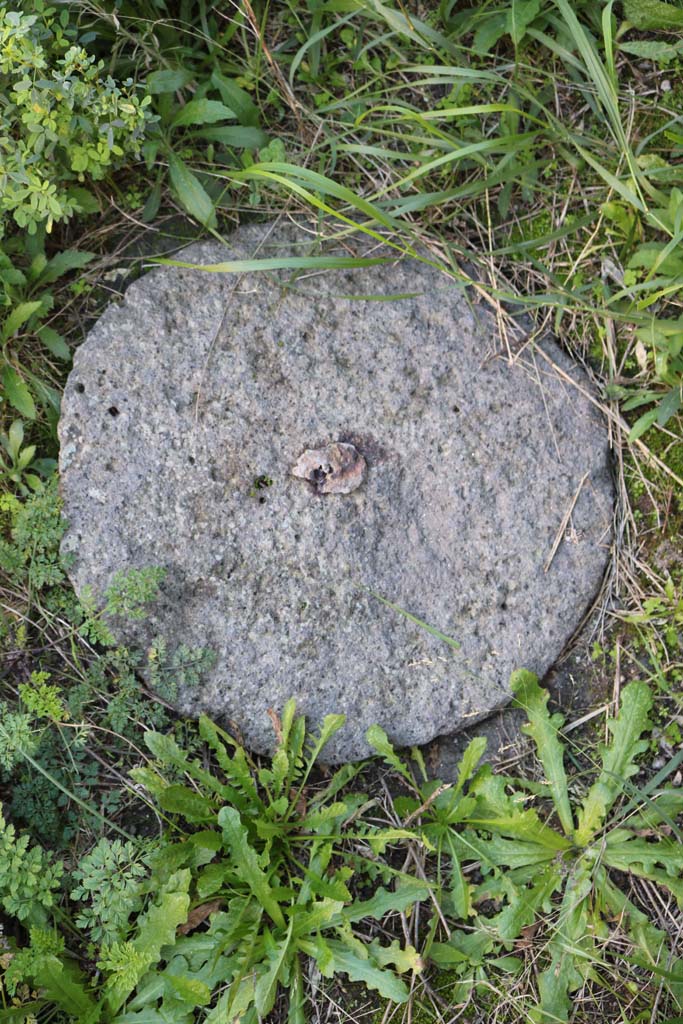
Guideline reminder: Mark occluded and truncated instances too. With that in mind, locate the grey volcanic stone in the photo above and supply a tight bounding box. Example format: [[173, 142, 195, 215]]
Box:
[[58, 221, 613, 762]]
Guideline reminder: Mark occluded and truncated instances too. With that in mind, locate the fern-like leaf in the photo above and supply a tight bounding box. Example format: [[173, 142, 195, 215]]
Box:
[[575, 682, 653, 845], [511, 670, 574, 837]]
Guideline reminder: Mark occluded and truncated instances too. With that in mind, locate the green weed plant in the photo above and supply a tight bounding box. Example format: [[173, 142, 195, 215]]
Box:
[[1, 702, 427, 1023], [373, 671, 683, 1021], [2, 677, 682, 1022], [0, 4, 150, 237]]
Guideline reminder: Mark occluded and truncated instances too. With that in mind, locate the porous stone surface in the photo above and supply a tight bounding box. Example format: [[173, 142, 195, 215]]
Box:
[[59, 221, 613, 761]]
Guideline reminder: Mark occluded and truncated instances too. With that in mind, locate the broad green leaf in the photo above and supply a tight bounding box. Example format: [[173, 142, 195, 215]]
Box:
[[368, 939, 423, 974], [129, 765, 167, 799], [210, 72, 261, 126], [299, 865, 352, 904], [6, 418, 23, 459], [428, 942, 470, 966], [166, 974, 211, 1007], [467, 771, 570, 850], [623, 0, 683, 28], [280, 698, 297, 746], [32, 957, 97, 1019], [429, 928, 495, 967], [136, 874, 191, 958], [142, 181, 162, 223], [575, 681, 653, 844], [507, 0, 541, 46], [141, 728, 226, 801], [511, 670, 574, 836], [489, 865, 563, 943], [171, 98, 236, 129], [146, 68, 194, 94], [111, 1008, 179, 1022], [17, 444, 35, 469], [360, 827, 430, 856], [621, 788, 683, 833], [302, 800, 352, 832], [143, 730, 191, 768], [365, 724, 416, 787], [254, 921, 293, 1017], [472, 12, 507, 54], [445, 832, 472, 918], [292, 898, 346, 936], [218, 807, 285, 928], [453, 832, 563, 870], [2, 300, 42, 339], [204, 974, 254, 1024], [300, 937, 409, 1003], [0, 1004, 45, 1021], [69, 186, 101, 215], [304, 713, 346, 768], [157, 784, 214, 822], [167, 154, 216, 228], [40, 250, 95, 284], [657, 387, 682, 427], [628, 243, 683, 277], [629, 407, 659, 442], [268, 699, 296, 798], [620, 39, 683, 60], [37, 326, 70, 360], [2, 366, 36, 419], [30, 376, 60, 415], [107, 871, 191, 1013], [193, 125, 268, 148], [604, 835, 683, 888], [454, 735, 487, 794], [344, 877, 429, 923]]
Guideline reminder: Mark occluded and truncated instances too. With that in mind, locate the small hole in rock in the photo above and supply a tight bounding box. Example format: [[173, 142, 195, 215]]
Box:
[[76, 383, 85, 394], [452, 404, 460, 414], [500, 601, 507, 611], [108, 406, 120, 417], [188, 456, 195, 465], [259, 496, 266, 504]]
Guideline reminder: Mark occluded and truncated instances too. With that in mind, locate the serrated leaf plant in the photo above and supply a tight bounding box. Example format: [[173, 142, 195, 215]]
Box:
[[1, 702, 428, 1024], [424, 672, 683, 1021]]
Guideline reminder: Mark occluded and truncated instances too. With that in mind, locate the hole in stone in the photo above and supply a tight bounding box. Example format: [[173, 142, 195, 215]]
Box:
[[108, 406, 120, 417], [452, 403, 460, 413], [76, 383, 85, 394], [259, 496, 266, 504], [188, 456, 195, 465], [500, 601, 507, 610]]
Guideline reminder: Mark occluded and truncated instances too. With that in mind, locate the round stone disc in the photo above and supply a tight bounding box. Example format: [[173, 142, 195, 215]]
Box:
[[58, 222, 613, 761]]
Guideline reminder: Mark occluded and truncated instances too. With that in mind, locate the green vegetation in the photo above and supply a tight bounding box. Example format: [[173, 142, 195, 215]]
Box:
[[1, 0, 682, 1021], [2, 669, 682, 1021], [0, 6, 150, 236]]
